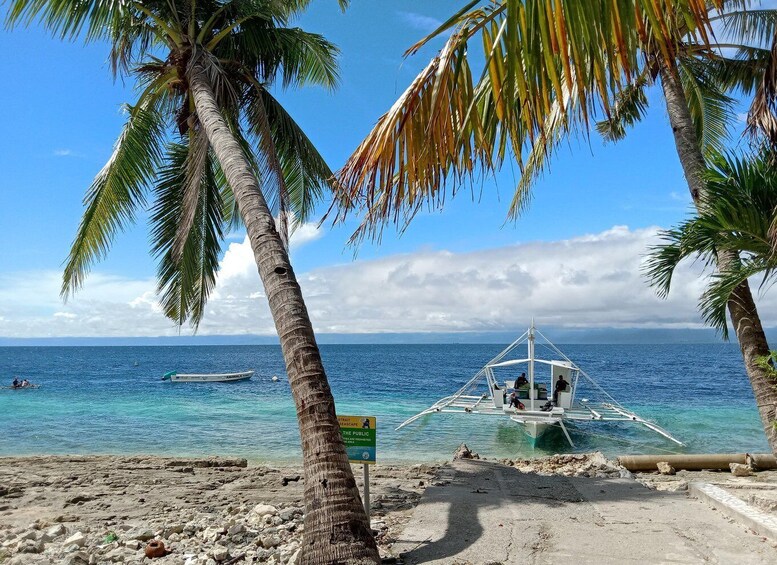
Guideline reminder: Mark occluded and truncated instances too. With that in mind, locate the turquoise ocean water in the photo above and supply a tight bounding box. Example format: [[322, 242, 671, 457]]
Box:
[[0, 343, 769, 463]]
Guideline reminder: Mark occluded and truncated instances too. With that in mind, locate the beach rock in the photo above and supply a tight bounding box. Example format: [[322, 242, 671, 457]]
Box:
[[62, 551, 89, 565], [126, 528, 154, 541], [663, 481, 688, 492], [16, 530, 37, 542], [278, 508, 298, 522], [17, 539, 44, 553], [44, 524, 67, 540], [166, 458, 247, 469], [211, 545, 229, 561], [252, 503, 277, 517], [656, 462, 676, 475], [124, 539, 141, 550], [260, 535, 281, 549], [202, 526, 225, 542], [104, 547, 128, 562], [65, 494, 95, 505], [453, 444, 478, 460], [63, 532, 86, 548], [164, 524, 184, 537], [730, 463, 753, 477], [227, 524, 244, 536]]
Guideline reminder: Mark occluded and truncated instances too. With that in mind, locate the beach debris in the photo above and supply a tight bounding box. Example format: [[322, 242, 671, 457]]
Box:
[[144, 539, 167, 558], [453, 443, 479, 460], [730, 463, 753, 477], [282, 475, 301, 486], [657, 461, 676, 475]]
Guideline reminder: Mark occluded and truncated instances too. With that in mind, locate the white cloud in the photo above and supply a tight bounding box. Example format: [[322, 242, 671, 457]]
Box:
[[397, 11, 443, 32], [2, 226, 776, 338], [53, 149, 82, 158]]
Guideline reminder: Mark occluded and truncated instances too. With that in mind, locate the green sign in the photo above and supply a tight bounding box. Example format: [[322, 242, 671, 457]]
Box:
[[338, 415, 376, 465]]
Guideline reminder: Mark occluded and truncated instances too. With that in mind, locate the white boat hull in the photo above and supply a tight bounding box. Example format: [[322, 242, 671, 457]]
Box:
[[524, 421, 553, 441], [167, 371, 254, 383]]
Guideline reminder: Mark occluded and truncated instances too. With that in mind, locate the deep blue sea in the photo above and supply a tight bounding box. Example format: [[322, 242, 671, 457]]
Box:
[[0, 343, 769, 463]]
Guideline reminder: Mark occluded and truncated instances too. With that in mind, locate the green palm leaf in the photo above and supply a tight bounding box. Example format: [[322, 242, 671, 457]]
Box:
[[151, 141, 226, 327], [646, 151, 777, 339], [62, 105, 166, 297]]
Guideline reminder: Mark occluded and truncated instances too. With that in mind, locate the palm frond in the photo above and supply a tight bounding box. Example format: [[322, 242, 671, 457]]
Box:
[[335, 0, 725, 241], [173, 124, 212, 262], [62, 105, 166, 297], [151, 141, 226, 328], [678, 58, 736, 156], [595, 78, 650, 142], [715, 8, 777, 49], [224, 27, 340, 90], [255, 89, 332, 224]]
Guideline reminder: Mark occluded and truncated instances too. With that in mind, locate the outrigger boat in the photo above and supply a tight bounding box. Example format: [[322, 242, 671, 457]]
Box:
[[397, 323, 682, 448], [161, 370, 254, 383]]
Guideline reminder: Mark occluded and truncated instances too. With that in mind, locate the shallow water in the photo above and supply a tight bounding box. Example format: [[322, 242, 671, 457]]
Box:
[[0, 343, 768, 463]]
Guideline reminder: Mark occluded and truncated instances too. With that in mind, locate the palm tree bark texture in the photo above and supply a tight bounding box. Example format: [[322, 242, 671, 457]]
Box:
[[659, 62, 777, 453], [189, 61, 380, 565]]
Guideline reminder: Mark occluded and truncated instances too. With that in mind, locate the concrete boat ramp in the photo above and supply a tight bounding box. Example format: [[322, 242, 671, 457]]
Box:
[[390, 459, 777, 564]]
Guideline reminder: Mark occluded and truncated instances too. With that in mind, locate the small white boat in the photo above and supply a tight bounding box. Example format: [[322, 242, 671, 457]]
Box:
[[397, 322, 682, 448], [161, 370, 254, 383]]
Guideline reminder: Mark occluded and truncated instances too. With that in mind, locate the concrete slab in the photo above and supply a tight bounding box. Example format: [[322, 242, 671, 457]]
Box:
[[391, 459, 777, 564], [689, 482, 777, 542]]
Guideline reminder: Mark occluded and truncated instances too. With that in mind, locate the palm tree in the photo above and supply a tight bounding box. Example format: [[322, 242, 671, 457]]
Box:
[[333, 0, 777, 453], [6, 1, 379, 562], [646, 152, 777, 425], [646, 151, 777, 338]]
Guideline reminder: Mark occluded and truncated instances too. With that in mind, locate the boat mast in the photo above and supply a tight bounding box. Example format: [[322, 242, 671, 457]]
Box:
[[528, 320, 535, 411]]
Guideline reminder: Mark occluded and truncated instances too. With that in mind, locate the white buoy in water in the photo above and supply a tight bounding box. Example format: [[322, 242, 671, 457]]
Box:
[[271, 375, 279, 382]]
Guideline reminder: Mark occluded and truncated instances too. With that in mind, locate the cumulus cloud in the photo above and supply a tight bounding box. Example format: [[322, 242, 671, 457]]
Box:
[[2, 225, 776, 338]]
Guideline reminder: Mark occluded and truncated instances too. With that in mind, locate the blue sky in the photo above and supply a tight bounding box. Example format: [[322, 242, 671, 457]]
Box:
[[0, 2, 772, 339]]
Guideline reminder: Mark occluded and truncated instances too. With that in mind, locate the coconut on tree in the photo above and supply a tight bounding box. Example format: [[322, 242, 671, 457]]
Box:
[[333, 0, 777, 453], [5, 1, 379, 562]]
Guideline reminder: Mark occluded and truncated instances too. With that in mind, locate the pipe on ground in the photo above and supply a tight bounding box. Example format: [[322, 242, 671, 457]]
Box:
[[617, 453, 777, 472]]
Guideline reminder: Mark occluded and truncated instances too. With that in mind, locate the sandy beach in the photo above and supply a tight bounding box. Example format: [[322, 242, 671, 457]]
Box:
[[2, 452, 777, 564], [0, 455, 438, 564]]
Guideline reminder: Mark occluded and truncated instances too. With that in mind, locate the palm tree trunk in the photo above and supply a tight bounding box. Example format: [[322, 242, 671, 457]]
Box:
[[189, 61, 380, 565], [660, 63, 777, 453]]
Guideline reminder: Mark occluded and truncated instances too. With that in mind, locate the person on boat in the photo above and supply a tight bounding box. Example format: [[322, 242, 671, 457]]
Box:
[[12, 377, 19, 388], [514, 373, 528, 388], [553, 375, 569, 404], [508, 391, 525, 410]]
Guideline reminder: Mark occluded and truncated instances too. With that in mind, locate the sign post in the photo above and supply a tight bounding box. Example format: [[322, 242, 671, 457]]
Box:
[[337, 415, 376, 518]]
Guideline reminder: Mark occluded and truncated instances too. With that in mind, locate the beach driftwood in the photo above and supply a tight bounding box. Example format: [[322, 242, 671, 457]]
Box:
[[618, 453, 777, 472]]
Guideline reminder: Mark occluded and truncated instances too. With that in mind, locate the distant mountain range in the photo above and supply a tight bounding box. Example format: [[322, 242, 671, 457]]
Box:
[[2, 327, 776, 346]]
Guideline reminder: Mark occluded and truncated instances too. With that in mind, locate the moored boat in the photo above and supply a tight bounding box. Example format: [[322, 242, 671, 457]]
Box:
[[397, 322, 682, 448], [161, 370, 254, 383]]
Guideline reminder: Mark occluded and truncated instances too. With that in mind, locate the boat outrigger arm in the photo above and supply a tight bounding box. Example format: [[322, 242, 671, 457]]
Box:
[[396, 324, 684, 448]]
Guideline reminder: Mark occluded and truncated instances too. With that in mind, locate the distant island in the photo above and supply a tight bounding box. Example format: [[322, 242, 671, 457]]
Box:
[[2, 327, 774, 346]]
